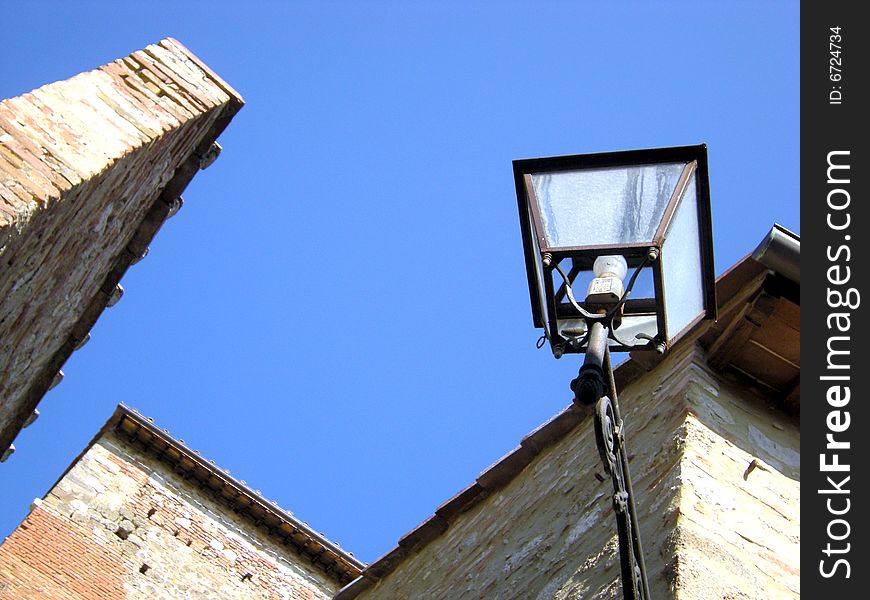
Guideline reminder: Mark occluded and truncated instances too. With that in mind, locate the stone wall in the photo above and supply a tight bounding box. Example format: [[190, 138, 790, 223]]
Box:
[[349, 345, 799, 599], [0, 430, 338, 599], [0, 38, 243, 453], [670, 358, 800, 598]]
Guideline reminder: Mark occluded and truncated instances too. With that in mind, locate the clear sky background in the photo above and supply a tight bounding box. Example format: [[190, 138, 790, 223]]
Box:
[[1, 1, 798, 564]]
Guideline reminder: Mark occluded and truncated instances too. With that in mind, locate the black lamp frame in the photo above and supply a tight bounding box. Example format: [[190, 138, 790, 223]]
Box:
[[513, 144, 716, 356]]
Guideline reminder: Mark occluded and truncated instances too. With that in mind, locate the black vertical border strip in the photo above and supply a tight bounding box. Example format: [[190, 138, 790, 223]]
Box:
[[802, 4, 867, 594]]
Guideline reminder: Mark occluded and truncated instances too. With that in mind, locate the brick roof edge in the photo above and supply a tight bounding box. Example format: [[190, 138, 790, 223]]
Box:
[[50, 404, 366, 586]]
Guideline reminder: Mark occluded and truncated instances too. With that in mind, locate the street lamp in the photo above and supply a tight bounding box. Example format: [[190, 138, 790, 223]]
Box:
[[514, 144, 716, 358], [513, 144, 716, 600]]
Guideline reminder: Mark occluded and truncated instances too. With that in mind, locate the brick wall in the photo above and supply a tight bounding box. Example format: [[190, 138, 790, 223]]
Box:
[[347, 345, 799, 599], [0, 38, 242, 453], [0, 507, 126, 599], [0, 431, 338, 599]]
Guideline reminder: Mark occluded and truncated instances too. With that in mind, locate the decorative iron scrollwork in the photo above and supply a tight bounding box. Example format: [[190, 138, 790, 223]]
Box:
[[585, 348, 651, 600]]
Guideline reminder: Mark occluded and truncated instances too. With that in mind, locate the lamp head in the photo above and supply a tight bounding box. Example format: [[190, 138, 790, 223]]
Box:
[[513, 144, 716, 356]]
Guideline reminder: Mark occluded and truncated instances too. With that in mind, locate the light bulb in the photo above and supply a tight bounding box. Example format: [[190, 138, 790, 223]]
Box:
[[586, 255, 628, 305], [592, 255, 628, 280]]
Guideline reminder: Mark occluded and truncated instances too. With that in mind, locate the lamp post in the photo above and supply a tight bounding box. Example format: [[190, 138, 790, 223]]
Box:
[[513, 145, 716, 600]]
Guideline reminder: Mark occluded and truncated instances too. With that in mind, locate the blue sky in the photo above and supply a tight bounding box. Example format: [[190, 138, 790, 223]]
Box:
[[1, 2, 798, 564]]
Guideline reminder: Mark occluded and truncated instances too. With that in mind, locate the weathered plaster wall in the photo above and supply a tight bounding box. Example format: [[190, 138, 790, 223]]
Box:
[[673, 373, 800, 598], [0, 430, 338, 599], [0, 39, 242, 453], [351, 345, 799, 599]]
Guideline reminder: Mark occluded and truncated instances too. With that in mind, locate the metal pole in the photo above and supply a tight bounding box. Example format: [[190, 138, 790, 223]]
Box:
[[571, 321, 608, 406], [604, 346, 651, 600], [572, 320, 651, 600]]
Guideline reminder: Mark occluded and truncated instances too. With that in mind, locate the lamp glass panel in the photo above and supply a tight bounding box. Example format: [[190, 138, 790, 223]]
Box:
[[528, 209, 550, 335], [611, 314, 658, 347], [531, 162, 686, 249], [555, 318, 587, 340], [661, 176, 705, 340], [555, 314, 657, 349]]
